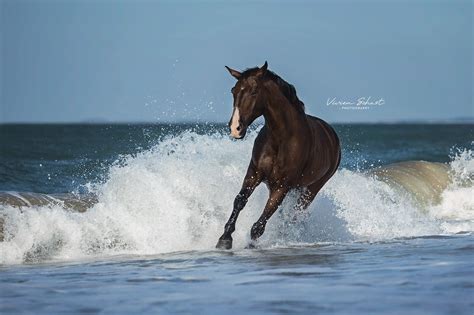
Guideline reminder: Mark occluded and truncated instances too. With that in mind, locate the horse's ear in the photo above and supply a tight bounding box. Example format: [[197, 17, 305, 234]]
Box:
[[225, 66, 242, 80], [256, 61, 268, 77]]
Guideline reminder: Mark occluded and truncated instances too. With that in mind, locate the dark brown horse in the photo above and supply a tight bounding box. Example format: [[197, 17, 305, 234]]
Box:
[[216, 62, 341, 249]]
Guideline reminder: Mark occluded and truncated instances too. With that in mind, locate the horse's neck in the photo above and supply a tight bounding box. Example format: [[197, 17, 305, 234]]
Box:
[[262, 88, 307, 141]]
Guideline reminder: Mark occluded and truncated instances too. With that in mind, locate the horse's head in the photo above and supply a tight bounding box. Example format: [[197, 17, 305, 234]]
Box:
[[225, 61, 268, 139]]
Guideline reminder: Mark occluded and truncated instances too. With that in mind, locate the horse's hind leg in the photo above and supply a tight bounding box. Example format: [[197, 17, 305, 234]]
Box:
[[291, 179, 328, 221], [250, 186, 289, 243], [216, 163, 262, 250]]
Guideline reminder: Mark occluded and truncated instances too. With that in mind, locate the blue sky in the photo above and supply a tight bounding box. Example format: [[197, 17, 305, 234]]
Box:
[[1, 0, 472, 123]]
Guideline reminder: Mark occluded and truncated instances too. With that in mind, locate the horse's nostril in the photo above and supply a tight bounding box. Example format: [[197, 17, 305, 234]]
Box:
[[237, 125, 241, 131]]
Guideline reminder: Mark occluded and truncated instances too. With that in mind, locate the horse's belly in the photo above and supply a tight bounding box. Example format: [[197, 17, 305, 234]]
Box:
[[299, 169, 327, 187]]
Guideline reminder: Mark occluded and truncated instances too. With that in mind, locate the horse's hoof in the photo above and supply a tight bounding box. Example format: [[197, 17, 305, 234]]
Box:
[[245, 241, 258, 249], [216, 238, 233, 250]]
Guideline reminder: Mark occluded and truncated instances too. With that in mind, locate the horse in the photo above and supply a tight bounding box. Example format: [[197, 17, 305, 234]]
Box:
[[216, 61, 341, 249]]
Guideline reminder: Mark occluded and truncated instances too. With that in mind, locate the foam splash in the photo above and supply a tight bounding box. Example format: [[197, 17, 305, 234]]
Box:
[[429, 149, 474, 233], [0, 132, 472, 264]]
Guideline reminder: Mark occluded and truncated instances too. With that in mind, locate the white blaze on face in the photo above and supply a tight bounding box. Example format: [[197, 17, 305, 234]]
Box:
[[230, 107, 241, 138]]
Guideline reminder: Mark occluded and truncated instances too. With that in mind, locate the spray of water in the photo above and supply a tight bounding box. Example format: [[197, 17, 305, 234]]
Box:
[[1, 132, 472, 264]]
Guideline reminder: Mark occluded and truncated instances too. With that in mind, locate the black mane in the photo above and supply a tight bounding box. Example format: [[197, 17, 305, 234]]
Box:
[[240, 67, 305, 113]]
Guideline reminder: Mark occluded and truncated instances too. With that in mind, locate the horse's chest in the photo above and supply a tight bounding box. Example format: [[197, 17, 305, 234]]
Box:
[[255, 152, 274, 177], [255, 148, 293, 184]]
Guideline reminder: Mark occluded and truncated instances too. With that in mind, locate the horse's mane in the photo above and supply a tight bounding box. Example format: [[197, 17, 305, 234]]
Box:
[[240, 67, 305, 113]]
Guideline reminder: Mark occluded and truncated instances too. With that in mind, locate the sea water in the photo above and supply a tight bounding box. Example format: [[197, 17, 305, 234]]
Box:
[[0, 123, 473, 314]]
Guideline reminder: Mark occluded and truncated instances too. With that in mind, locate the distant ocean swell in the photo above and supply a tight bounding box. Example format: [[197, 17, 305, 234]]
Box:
[[0, 131, 472, 264]]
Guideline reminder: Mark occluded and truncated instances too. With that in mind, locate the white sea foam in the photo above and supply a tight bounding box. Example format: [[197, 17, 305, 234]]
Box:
[[428, 149, 474, 233], [1, 132, 472, 264]]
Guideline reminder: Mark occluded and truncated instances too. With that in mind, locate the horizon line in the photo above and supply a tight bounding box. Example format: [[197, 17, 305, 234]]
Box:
[[1, 119, 473, 125]]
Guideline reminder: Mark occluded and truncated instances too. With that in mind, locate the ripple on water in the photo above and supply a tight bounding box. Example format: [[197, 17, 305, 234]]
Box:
[[126, 276, 210, 283]]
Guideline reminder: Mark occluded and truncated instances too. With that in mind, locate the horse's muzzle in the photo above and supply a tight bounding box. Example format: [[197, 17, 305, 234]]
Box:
[[230, 126, 247, 139]]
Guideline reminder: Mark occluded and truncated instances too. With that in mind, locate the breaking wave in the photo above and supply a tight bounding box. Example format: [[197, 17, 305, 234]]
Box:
[[0, 131, 472, 264]]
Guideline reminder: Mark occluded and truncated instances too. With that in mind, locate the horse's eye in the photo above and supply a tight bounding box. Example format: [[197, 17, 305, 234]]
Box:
[[250, 90, 258, 96]]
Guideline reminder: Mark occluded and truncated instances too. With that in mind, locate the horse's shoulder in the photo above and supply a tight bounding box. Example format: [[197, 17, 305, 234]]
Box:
[[251, 126, 275, 169]]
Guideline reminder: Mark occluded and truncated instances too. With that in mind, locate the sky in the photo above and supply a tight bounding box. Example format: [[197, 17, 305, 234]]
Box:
[[1, 0, 472, 123]]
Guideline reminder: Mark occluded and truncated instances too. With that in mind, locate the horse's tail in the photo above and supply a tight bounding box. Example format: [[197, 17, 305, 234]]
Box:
[[330, 123, 342, 172], [317, 117, 342, 173], [335, 141, 342, 171]]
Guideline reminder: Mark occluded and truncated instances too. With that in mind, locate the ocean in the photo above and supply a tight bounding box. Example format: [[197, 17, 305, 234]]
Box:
[[0, 123, 473, 314]]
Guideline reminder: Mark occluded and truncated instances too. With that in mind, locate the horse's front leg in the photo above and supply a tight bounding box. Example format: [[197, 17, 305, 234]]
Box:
[[250, 186, 289, 244], [216, 163, 262, 249]]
